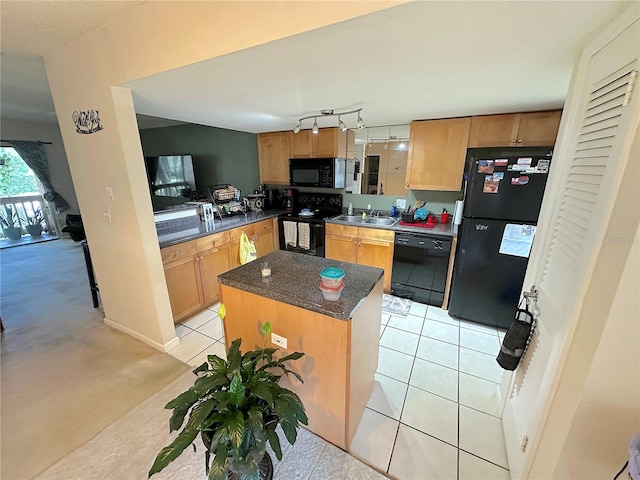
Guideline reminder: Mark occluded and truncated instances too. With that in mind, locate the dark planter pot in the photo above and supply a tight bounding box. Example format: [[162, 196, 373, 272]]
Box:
[[2, 227, 22, 240], [26, 224, 43, 237]]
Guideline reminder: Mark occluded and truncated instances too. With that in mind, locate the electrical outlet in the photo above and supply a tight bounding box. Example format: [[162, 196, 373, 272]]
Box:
[[396, 199, 406, 209], [271, 333, 287, 349]]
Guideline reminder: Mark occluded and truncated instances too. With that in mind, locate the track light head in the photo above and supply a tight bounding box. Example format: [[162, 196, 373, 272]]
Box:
[[293, 123, 301, 134], [338, 116, 348, 132], [357, 114, 365, 129], [312, 118, 319, 134]]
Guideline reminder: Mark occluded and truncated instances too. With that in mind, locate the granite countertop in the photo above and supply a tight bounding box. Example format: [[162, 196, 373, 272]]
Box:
[[217, 250, 384, 321], [156, 209, 286, 248], [325, 215, 455, 237]]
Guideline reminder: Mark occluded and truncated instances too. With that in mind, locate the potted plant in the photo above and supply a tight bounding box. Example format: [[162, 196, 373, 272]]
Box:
[[1, 205, 22, 240], [26, 208, 44, 237], [149, 320, 307, 480]]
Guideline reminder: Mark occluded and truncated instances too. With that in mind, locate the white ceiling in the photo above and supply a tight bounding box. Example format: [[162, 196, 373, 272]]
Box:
[[0, 1, 631, 133]]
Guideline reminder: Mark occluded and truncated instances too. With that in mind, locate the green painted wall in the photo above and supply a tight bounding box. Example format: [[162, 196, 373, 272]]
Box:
[[139, 123, 259, 208]]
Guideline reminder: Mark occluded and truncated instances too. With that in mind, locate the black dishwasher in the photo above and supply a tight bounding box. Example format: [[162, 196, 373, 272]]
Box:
[[391, 232, 452, 307]]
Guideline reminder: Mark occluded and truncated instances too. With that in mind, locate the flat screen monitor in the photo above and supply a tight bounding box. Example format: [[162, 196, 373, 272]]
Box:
[[145, 155, 196, 198]]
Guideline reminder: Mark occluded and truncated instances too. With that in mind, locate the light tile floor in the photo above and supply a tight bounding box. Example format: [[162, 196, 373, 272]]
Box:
[[168, 301, 510, 480]]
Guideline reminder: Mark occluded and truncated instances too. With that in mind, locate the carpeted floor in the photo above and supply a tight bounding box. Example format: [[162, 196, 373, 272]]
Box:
[[0, 239, 190, 479]]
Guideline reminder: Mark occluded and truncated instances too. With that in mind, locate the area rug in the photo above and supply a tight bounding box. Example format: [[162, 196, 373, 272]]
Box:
[[382, 294, 412, 317]]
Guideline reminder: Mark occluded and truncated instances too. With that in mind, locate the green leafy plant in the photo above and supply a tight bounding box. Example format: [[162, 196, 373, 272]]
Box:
[[26, 207, 44, 226], [149, 320, 307, 480], [1, 205, 20, 228]]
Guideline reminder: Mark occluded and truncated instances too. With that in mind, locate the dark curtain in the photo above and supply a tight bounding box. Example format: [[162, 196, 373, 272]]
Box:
[[8, 140, 70, 213]]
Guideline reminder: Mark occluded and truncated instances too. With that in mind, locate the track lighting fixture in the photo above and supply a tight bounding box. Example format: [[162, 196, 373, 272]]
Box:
[[292, 108, 365, 134]]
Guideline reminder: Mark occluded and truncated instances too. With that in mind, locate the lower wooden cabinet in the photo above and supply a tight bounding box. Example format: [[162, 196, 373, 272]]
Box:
[[228, 218, 277, 269], [197, 232, 232, 307], [161, 240, 207, 323], [162, 219, 280, 323], [325, 223, 394, 292]]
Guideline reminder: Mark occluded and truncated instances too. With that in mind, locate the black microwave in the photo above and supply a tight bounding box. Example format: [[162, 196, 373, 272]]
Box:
[[289, 158, 346, 188]]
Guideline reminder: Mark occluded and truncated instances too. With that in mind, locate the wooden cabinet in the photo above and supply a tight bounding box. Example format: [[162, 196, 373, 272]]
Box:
[[289, 127, 350, 158], [405, 117, 471, 191], [228, 218, 277, 269], [196, 232, 232, 306], [162, 219, 279, 323], [468, 110, 562, 147], [162, 232, 232, 323], [257, 131, 290, 184], [325, 223, 394, 292], [161, 240, 205, 323]]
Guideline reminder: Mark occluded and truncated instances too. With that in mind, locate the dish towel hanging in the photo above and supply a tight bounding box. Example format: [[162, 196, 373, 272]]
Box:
[[283, 221, 297, 247], [298, 222, 311, 250]]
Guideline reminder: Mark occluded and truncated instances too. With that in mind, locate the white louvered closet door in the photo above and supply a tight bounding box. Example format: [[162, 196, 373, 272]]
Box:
[[502, 14, 639, 479]]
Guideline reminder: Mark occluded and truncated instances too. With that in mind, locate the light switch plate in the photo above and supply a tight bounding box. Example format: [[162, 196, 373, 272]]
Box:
[[271, 333, 287, 349], [396, 199, 406, 209]]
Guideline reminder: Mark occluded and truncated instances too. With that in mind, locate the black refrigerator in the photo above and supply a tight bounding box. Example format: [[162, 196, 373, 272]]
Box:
[[448, 147, 553, 329]]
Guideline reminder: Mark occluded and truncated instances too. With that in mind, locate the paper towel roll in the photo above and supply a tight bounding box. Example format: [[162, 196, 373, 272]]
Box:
[[453, 200, 464, 225]]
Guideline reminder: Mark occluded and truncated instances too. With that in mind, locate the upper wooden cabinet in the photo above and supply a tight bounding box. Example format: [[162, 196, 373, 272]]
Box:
[[257, 131, 290, 185], [289, 127, 352, 158], [468, 110, 562, 148], [405, 117, 471, 191], [257, 128, 355, 184]]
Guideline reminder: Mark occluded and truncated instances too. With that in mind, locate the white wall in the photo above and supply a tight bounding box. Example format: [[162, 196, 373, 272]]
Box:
[[553, 221, 640, 478], [42, 2, 403, 349]]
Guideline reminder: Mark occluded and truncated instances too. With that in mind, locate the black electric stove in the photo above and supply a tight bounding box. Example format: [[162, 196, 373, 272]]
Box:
[[277, 193, 342, 256]]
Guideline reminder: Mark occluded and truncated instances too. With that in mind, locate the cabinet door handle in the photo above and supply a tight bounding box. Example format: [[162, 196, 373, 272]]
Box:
[[173, 251, 181, 257], [517, 139, 523, 143], [263, 224, 268, 229], [405, 183, 409, 187]]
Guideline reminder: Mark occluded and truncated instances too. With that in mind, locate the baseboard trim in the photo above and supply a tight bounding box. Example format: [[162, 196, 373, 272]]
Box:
[[103, 317, 180, 352]]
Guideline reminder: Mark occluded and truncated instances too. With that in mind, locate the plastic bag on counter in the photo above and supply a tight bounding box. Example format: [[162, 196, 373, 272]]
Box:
[[239, 231, 257, 264]]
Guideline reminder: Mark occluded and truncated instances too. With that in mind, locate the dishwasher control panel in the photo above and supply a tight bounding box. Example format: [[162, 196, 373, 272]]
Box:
[[395, 233, 452, 252]]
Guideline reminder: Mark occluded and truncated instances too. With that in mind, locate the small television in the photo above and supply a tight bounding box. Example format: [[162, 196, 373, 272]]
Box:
[[144, 155, 196, 198]]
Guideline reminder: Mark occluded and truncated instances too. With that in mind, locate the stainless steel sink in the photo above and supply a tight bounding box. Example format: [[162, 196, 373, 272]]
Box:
[[364, 217, 399, 226], [333, 215, 363, 223]]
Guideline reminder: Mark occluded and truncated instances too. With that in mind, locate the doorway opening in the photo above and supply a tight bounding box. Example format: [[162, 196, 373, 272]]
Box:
[[0, 147, 58, 248]]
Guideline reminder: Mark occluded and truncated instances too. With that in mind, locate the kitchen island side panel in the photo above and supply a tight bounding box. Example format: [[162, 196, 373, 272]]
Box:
[[220, 284, 357, 450], [347, 278, 383, 445]]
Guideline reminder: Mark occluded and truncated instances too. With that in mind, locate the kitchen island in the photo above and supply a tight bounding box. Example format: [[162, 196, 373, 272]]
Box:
[[218, 250, 383, 450]]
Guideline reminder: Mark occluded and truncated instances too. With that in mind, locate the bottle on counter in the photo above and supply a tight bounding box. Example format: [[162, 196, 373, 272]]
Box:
[[391, 202, 398, 218], [348, 203, 353, 215]]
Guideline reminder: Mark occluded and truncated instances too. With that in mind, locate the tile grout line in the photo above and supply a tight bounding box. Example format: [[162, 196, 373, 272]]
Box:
[[385, 307, 424, 475]]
